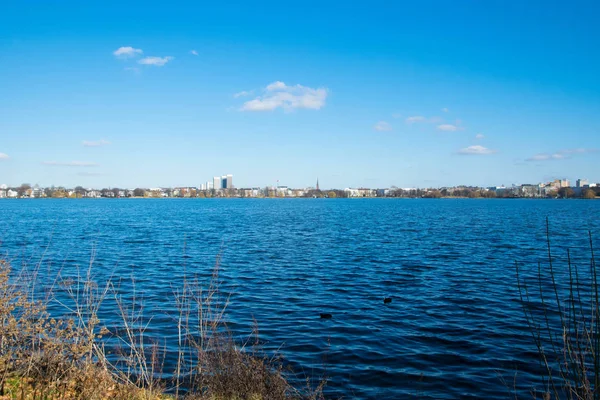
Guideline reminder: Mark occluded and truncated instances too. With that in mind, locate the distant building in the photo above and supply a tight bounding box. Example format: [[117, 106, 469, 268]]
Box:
[[344, 188, 360, 197], [546, 179, 569, 190], [213, 177, 221, 191], [344, 188, 375, 197], [220, 174, 233, 189], [31, 188, 43, 198], [577, 179, 589, 188], [520, 184, 542, 197], [276, 186, 290, 196], [548, 180, 560, 190]]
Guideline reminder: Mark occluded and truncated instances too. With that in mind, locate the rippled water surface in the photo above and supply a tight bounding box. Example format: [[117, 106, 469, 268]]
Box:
[[1, 199, 599, 399]]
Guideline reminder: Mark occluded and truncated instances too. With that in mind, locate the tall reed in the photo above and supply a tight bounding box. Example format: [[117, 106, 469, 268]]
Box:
[[517, 218, 598, 399]]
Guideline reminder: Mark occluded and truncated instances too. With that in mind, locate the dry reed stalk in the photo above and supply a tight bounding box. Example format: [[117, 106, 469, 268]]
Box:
[[517, 218, 599, 399], [0, 251, 327, 400]]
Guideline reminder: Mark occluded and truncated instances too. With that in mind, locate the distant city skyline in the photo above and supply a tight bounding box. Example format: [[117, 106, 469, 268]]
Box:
[[0, 175, 597, 192], [1, 2, 599, 188], [2, 176, 598, 199]]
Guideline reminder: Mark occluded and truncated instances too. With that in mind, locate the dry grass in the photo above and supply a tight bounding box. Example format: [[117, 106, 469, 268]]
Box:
[[0, 257, 325, 400], [517, 218, 599, 399]]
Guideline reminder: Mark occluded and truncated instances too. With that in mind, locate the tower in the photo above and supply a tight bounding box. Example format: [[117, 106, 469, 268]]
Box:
[[316, 178, 320, 191]]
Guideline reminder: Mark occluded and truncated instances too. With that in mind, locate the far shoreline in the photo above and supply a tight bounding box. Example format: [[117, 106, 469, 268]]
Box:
[[1, 196, 598, 200]]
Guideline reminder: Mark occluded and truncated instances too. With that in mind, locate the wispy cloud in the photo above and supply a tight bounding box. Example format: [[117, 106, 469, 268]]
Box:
[[138, 56, 173, 66], [190, 50, 199, 56], [42, 161, 99, 167], [475, 133, 485, 139], [437, 124, 458, 132], [77, 171, 105, 177], [373, 121, 392, 131], [239, 81, 328, 112], [526, 153, 565, 161], [405, 116, 426, 124], [113, 46, 143, 58], [405, 114, 455, 126], [525, 148, 598, 161], [265, 81, 287, 91], [0, 153, 9, 160], [442, 107, 449, 113], [124, 67, 140, 74], [561, 148, 599, 155], [82, 139, 111, 147], [233, 90, 253, 98], [458, 145, 496, 155]]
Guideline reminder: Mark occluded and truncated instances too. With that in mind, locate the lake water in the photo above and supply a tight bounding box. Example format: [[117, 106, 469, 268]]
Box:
[[1, 199, 599, 399]]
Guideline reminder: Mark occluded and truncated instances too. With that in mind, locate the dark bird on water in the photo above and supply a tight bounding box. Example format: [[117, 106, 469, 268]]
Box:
[[384, 298, 392, 304], [320, 313, 333, 319]]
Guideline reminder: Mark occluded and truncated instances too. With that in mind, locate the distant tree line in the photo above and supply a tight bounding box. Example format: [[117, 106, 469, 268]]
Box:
[[386, 187, 497, 198], [4, 183, 599, 199]]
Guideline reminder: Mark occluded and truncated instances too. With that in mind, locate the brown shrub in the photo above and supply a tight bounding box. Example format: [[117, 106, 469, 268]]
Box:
[[0, 258, 326, 400]]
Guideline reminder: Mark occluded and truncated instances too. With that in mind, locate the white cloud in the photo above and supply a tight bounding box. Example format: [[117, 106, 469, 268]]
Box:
[[0, 153, 9, 160], [405, 116, 426, 124], [113, 46, 143, 57], [42, 161, 99, 167], [233, 90, 253, 98], [190, 50, 199, 56], [458, 145, 496, 155], [265, 81, 288, 91], [373, 121, 392, 131], [560, 148, 598, 154], [526, 153, 565, 161], [437, 124, 458, 132], [525, 148, 597, 162], [442, 107, 449, 113], [77, 171, 105, 177], [475, 134, 485, 139], [138, 56, 173, 66], [82, 139, 111, 147], [240, 81, 328, 112]]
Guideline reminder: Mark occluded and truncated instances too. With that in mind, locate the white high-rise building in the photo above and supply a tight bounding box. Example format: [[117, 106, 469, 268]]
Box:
[[213, 176, 221, 190], [577, 179, 589, 188], [221, 174, 233, 189]]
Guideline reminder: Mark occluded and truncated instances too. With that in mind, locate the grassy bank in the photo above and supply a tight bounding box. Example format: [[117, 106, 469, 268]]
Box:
[[0, 259, 325, 400]]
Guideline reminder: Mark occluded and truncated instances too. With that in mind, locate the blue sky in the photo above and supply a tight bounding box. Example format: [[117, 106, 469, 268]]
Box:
[[1, 0, 599, 189]]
